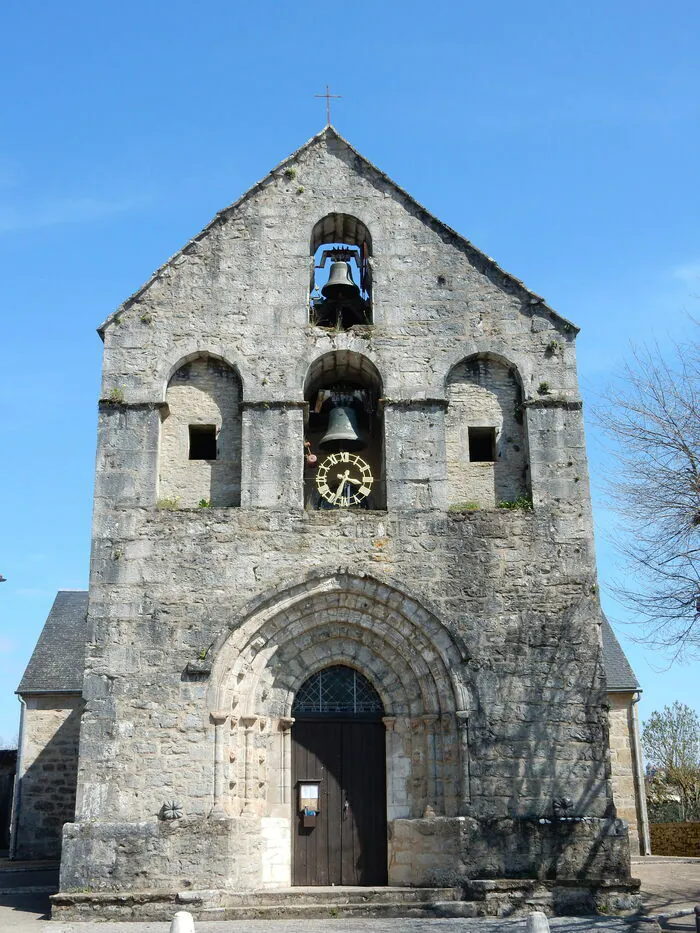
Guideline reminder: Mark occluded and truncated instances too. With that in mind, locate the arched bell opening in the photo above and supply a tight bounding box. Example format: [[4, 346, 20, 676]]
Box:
[[309, 213, 372, 329], [159, 353, 242, 507], [445, 353, 529, 509], [303, 351, 385, 510], [290, 665, 387, 886]]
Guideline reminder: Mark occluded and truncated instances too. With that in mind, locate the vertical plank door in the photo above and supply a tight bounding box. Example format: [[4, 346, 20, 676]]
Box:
[[292, 720, 386, 885]]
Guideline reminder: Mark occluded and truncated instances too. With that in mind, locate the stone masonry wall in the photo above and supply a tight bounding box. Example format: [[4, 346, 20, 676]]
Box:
[[71, 509, 610, 846], [61, 130, 617, 894], [16, 695, 82, 859], [159, 356, 242, 507], [390, 816, 630, 886], [445, 356, 527, 507], [650, 822, 700, 857], [607, 693, 641, 855]]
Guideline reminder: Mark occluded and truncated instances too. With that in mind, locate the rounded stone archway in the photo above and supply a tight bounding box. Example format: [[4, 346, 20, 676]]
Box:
[[206, 573, 473, 888]]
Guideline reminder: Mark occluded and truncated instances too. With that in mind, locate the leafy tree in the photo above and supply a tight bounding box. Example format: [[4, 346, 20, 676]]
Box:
[[642, 701, 700, 822], [598, 334, 700, 659]]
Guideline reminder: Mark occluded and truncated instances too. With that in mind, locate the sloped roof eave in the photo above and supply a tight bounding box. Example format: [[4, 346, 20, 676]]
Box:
[[601, 616, 641, 692], [17, 590, 88, 694]]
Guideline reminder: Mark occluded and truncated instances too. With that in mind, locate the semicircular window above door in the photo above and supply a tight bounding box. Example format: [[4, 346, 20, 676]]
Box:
[[292, 665, 383, 718]]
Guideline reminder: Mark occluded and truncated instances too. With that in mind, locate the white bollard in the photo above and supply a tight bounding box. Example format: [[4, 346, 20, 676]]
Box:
[[170, 910, 195, 933], [525, 911, 550, 933]]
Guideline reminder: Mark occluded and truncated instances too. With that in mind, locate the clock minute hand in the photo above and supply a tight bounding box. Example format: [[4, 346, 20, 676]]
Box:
[[337, 473, 361, 486], [333, 470, 351, 503]]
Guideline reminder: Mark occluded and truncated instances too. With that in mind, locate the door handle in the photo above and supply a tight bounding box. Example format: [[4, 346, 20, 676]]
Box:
[[343, 794, 349, 819]]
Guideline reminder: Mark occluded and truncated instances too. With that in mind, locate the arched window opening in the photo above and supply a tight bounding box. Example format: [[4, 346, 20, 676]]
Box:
[[292, 666, 383, 719], [445, 355, 529, 508], [309, 214, 372, 329], [159, 355, 242, 507], [304, 351, 385, 510]]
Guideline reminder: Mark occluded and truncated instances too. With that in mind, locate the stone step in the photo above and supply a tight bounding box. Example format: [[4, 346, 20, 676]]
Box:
[[195, 900, 478, 921], [52, 886, 463, 922], [51, 878, 643, 922], [179, 885, 462, 909]]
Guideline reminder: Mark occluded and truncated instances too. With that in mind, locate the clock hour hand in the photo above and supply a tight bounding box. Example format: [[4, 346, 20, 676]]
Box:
[[333, 470, 351, 503], [336, 473, 361, 485]]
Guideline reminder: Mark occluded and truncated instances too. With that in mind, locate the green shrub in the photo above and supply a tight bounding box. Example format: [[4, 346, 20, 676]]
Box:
[[497, 496, 533, 511]]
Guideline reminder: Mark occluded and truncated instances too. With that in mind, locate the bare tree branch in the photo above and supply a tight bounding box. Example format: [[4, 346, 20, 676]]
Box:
[[596, 330, 700, 658]]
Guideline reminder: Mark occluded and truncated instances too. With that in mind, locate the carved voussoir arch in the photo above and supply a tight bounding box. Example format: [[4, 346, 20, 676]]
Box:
[[207, 572, 470, 719]]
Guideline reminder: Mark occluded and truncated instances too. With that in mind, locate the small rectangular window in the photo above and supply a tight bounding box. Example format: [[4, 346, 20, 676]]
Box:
[[468, 427, 496, 462], [189, 425, 217, 460]]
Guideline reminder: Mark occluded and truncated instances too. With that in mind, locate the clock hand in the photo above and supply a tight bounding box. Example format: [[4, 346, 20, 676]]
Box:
[[333, 470, 351, 502], [337, 473, 361, 486]]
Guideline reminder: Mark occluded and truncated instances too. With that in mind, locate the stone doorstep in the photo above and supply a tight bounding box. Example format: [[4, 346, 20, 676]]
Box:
[[178, 885, 461, 907], [50, 880, 645, 922], [198, 902, 483, 920], [463, 878, 642, 897], [459, 879, 643, 919], [51, 886, 458, 911]]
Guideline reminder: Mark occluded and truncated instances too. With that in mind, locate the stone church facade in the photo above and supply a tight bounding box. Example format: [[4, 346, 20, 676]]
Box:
[[14, 127, 647, 915]]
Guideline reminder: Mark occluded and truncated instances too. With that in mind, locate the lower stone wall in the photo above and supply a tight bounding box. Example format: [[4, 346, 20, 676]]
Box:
[[607, 693, 642, 855], [60, 818, 262, 892], [389, 816, 632, 885], [60, 813, 632, 897], [650, 822, 700, 857], [15, 695, 83, 859]]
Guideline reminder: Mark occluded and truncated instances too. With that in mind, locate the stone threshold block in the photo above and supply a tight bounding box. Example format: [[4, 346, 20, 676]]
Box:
[[51, 878, 643, 922]]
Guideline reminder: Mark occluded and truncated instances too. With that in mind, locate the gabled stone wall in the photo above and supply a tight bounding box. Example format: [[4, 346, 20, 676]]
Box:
[[59, 130, 626, 898]]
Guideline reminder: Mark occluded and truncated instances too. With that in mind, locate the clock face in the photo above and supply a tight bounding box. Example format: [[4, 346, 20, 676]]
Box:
[[315, 451, 374, 508]]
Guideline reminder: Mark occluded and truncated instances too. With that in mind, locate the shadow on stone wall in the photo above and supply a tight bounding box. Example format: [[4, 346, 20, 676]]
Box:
[[14, 707, 82, 860], [0, 749, 17, 851], [462, 601, 629, 881]]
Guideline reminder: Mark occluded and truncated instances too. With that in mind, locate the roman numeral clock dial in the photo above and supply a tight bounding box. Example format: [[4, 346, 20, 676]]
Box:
[[315, 451, 374, 508]]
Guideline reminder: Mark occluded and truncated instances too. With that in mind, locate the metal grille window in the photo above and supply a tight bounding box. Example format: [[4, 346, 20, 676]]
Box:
[[292, 665, 383, 717]]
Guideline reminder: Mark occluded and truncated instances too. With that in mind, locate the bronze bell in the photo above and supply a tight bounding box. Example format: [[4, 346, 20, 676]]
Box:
[[322, 261, 360, 300], [319, 406, 366, 451]]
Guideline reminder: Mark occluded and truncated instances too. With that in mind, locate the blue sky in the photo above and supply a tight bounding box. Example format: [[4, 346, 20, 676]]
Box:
[[1, 1, 698, 744]]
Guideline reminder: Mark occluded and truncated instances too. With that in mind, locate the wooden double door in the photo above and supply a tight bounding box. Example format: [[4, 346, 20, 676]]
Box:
[[292, 718, 387, 886]]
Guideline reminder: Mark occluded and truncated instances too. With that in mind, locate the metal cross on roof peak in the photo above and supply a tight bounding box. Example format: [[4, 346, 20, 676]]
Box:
[[315, 85, 341, 126]]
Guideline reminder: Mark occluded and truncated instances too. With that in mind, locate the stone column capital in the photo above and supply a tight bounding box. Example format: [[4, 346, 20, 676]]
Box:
[[210, 710, 229, 725], [382, 716, 397, 732], [278, 717, 295, 732], [240, 715, 258, 730]]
